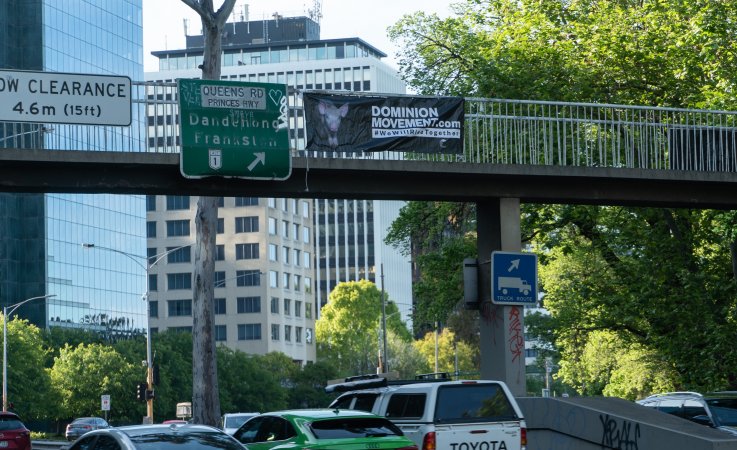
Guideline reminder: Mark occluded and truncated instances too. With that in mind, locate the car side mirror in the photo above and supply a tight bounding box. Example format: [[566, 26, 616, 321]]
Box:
[[690, 415, 714, 427]]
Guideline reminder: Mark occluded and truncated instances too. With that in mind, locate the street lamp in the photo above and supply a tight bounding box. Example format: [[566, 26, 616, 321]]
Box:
[[82, 242, 192, 423], [3, 294, 56, 412]]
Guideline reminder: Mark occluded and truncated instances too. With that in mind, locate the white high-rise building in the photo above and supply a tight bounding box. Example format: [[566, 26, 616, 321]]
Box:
[[144, 13, 413, 363]]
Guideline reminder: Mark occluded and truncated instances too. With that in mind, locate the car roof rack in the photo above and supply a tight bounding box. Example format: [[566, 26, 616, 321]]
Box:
[[325, 372, 453, 393]]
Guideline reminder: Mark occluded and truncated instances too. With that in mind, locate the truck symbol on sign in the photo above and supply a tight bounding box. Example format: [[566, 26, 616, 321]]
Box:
[[497, 276, 532, 295]]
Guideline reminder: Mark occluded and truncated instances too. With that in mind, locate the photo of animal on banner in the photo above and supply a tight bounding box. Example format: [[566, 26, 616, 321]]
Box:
[[303, 92, 464, 153]]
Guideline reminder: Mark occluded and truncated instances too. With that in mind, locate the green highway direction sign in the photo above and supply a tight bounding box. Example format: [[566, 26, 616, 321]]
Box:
[[177, 78, 291, 180]]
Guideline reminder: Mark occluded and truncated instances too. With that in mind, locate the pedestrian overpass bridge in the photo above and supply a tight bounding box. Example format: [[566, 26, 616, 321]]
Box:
[[1, 81, 737, 207]]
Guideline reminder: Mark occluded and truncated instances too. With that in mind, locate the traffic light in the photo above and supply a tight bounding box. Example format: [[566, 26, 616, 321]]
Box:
[[136, 383, 147, 402], [146, 389, 155, 401]]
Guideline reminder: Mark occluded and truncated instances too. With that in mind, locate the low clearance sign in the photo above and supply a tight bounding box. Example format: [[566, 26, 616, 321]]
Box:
[[0, 69, 131, 125]]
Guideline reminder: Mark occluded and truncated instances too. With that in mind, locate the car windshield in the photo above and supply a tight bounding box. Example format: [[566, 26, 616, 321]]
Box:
[[705, 398, 737, 426], [130, 431, 243, 450], [0, 417, 24, 431], [309, 418, 402, 439], [225, 416, 251, 428]]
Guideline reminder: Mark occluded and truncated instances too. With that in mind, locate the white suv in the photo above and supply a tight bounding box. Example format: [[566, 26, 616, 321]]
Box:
[[328, 375, 527, 450]]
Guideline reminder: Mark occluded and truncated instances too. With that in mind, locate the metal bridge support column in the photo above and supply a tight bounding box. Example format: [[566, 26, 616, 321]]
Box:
[[477, 198, 526, 397]]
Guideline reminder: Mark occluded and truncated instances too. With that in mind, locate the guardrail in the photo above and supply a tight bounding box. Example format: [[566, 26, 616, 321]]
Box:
[[32, 440, 66, 450], [2, 81, 736, 174]]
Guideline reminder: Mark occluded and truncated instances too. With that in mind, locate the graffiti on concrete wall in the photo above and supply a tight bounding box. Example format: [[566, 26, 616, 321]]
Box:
[[600, 414, 641, 450]]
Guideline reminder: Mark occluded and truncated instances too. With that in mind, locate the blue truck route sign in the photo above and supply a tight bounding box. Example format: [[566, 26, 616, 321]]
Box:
[[491, 251, 538, 305]]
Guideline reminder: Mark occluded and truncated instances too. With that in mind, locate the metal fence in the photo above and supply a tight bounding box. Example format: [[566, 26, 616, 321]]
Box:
[[2, 81, 737, 173]]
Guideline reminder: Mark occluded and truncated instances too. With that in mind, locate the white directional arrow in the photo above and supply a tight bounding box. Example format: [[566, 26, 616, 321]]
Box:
[[248, 152, 265, 171], [507, 259, 520, 272]]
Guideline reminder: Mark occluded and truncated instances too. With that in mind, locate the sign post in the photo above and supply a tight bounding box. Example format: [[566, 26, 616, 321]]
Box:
[[101, 394, 110, 421], [177, 79, 291, 180], [490, 251, 538, 305]]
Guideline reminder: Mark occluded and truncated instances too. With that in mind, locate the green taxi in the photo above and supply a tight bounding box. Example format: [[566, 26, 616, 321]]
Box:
[[231, 409, 418, 450]]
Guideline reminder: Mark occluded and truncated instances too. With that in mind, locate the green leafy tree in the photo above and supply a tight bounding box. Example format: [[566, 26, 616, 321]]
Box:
[[49, 343, 140, 423], [289, 361, 339, 409], [316, 280, 411, 376], [413, 329, 477, 376], [217, 348, 288, 413], [2, 316, 54, 420], [387, 332, 430, 379], [386, 0, 737, 396]]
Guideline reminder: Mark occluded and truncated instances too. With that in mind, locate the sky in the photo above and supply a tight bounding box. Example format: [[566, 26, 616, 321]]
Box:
[[142, 0, 454, 72]]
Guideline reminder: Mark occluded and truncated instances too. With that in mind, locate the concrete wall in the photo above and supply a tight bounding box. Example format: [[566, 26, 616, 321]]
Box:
[[518, 397, 737, 450]]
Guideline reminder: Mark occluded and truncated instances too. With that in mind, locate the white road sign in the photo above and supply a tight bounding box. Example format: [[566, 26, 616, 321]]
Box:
[[0, 69, 131, 125], [101, 394, 111, 411]]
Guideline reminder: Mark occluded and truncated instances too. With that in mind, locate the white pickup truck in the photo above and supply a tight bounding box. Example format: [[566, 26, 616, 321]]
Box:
[[328, 376, 527, 450]]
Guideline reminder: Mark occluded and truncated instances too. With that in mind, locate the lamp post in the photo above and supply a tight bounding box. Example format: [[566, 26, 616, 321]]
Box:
[[82, 242, 192, 423], [3, 294, 56, 412]]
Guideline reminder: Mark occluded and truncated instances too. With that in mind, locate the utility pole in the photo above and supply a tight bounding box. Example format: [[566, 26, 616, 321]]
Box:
[[381, 264, 387, 373]]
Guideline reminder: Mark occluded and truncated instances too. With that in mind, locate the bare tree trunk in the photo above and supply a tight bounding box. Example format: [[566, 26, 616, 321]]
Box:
[[180, 0, 236, 427]]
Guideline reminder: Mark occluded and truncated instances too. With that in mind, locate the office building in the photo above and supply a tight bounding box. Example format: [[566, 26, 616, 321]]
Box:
[[144, 11, 414, 360], [0, 0, 147, 333], [146, 195, 317, 364]]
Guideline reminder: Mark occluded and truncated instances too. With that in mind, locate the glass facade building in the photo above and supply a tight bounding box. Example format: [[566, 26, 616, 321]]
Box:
[[0, 0, 146, 333]]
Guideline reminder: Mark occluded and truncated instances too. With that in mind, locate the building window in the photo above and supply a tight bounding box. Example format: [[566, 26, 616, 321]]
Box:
[[147, 221, 156, 238], [235, 216, 259, 233], [214, 271, 226, 288], [217, 218, 224, 234], [303, 252, 311, 268], [236, 270, 261, 287], [268, 198, 276, 208], [166, 220, 190, 237], [216, 244, 225, 261], [271, 297, 279, 313], [302, 200, 310, 218], [235, 197, 259, 206], [269, 270, 278, 288], [218, 197, 224, 207], [293, 249, 301, 267], [283, 272, 290, 290], [280, 198, 287, 211], [214, 298, 226, 315], [148, 274, 158, 292], [168, 299, 192, 317], [283, 298, 291, 316], [305, 303, 312, 319], [149, 301, 158, 318], [171, 326, 192, 333], [303, 227, 310, 243], [167, 246, 191, 263], [271, 324, 280, 340], [235, 243, 259, 260], [304, 277, 312, 294], [268, 244, 278, 261], [237, 296, 261, 313], [146, 195, 156, 211], [282, 220, 289, 238], [238, 324, 261, 340], [167, 273, 192, 290], [215, 325, 227, 342], [166, 195, 190, 210], [282, 246, 290, 264], [296, 326, 303, 343], [284, 325, 292, 342], [295, 300, 302, 317], [294, 275, 302, 292], [292, 223, 299, 240], [268, 217, 277, 234]]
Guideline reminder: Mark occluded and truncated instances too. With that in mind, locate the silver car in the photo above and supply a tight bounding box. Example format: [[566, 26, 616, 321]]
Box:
[[66, 423, 244, 450], [65, 417, 110, 441], [637, 391, 737, 436]]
